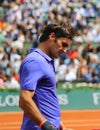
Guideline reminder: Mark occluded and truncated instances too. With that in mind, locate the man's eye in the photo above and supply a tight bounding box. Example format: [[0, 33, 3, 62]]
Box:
[[62, 42, 69, 48]]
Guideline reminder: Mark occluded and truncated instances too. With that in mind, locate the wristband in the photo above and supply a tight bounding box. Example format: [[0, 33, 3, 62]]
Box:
[[41, 121, 57, 130], [39, 119, 47, 128]]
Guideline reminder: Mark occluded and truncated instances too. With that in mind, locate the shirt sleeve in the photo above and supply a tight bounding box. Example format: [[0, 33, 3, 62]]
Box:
[[19, 59, 43, 90]]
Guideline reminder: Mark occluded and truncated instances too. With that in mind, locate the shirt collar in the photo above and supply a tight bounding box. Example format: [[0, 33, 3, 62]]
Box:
[[30, 48, 53, 62]]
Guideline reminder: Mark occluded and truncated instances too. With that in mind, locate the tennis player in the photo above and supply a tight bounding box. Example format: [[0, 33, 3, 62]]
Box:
[[19, 22, 76, 130]]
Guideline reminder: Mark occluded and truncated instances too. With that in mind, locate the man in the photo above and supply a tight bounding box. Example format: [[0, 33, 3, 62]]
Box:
[[19, 22, 76, 130]]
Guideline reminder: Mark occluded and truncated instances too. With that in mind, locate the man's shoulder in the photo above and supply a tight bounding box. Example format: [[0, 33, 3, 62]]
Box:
[[22, 51, 44, 66]]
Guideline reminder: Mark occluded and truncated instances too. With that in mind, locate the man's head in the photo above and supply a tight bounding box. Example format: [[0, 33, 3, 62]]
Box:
[[38, 22, 77, 58], [39, 22, 76, 42]]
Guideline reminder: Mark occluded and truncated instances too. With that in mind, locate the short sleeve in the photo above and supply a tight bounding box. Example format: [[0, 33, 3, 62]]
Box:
[[19, 59, 43, 90]]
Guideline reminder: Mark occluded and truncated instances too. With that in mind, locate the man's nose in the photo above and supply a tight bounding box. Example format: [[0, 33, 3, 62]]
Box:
[[63, 48, 66, 53]]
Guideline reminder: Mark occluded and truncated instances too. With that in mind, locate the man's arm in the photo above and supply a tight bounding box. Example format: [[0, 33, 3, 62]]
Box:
[[19, 90, 46, 125], [19, 90, 57, 130]]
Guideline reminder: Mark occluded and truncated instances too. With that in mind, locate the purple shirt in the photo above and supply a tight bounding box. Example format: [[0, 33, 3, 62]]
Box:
[[19, 48, 60, 130]]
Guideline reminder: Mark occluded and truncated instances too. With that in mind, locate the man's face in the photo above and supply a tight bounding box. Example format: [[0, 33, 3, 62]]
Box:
[[50, 37, 72, 58]]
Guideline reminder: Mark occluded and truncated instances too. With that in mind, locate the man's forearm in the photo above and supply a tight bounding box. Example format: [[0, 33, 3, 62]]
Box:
[[19, 95, 46, 126]]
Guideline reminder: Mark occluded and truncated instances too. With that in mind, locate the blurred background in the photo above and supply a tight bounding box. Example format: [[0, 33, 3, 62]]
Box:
[[0, 0, 100, 130], [0, 0, 100, 89]]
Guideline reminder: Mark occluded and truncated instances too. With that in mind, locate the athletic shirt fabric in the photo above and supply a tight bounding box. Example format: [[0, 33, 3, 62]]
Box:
[[19, 48, 61, 130]]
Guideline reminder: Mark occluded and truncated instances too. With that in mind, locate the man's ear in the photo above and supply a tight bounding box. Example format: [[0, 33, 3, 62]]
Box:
[[49, 32, 55, 40]]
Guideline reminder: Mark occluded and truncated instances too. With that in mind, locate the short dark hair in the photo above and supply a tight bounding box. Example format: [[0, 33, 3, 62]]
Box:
[[39, 22, 77, 42]]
